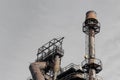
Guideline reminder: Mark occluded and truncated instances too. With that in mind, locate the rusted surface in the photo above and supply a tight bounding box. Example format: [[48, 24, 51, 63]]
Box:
[[29, 62, 47, 80], [86, 11, 97, 19], [73, 73, 85, 79], [53, 55, 61, 80], [85, 11, 98, 80], [59, 73, 85, 80], [89, 69, 96, 80], [44, 74, 52, 80], [89, 29, 95, 59], [88, 28, 96, 80]]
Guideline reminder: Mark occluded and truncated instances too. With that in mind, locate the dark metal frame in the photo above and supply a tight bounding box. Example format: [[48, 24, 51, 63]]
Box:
[[83, 18, 100, 35], [36, 37, 64, 61]]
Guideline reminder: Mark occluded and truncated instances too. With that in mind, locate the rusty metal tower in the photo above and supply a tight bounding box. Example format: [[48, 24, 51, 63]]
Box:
[[29, 37, 64, 80], [81, 11, 102, 80]]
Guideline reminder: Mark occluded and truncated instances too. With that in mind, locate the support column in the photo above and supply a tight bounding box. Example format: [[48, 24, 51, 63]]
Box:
[[53, 55, 61, 80]]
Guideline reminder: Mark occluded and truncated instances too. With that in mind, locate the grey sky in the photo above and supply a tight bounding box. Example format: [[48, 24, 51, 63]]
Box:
[[0, 0, 120, 80]]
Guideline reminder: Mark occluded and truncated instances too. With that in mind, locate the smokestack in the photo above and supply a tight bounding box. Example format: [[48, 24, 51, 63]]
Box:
[[82, 11, 102, 80]]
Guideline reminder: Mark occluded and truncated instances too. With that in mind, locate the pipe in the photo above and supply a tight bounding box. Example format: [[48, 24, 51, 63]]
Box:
[[89, 69, 96, 80], [88, 24, 96, 80], [53, 55, 61, 80], [86, 11, 96, 80], [89, 29, 95, 58], [29, 62, 47, 80]]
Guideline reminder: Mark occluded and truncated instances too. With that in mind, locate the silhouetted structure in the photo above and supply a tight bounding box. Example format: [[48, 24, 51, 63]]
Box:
[[28, 11, 103, 80]]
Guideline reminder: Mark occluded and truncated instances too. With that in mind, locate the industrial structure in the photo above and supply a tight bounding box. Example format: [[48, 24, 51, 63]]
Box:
[[81, 11, 102, 80], [28, 11, 103, 80]]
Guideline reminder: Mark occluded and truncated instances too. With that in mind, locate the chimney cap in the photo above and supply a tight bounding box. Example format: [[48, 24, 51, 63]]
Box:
[[86, 10, 97, 19]]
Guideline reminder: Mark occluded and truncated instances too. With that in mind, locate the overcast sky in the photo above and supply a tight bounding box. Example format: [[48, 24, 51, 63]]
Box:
[[0, 0, 120, 80]]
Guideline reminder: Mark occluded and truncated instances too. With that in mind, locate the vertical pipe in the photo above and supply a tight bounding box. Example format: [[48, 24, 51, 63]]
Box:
[[88, 29, 96, 80], [89, 69, 96, 80], [89, 29, 95, 58], [84, 11, 100, 80], [53, 55, 60, 80]]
